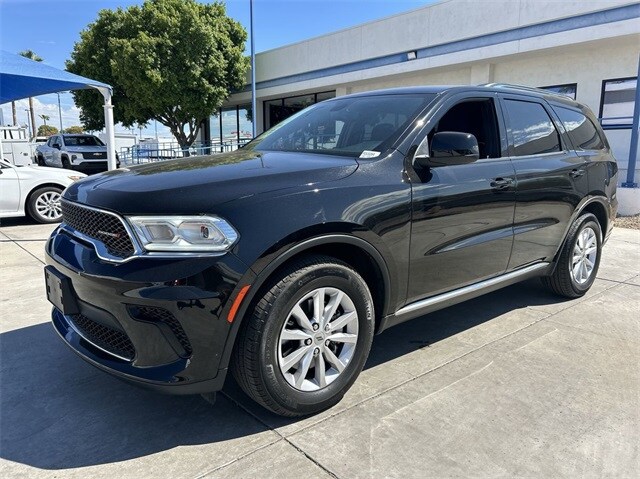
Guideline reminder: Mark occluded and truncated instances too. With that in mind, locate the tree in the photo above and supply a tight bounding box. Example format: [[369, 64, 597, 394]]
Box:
[[67, 0, 249, 152], [37, 125, 58, 136], [62, 125, 84, 134], [39, 114, 50, 126], [18, 50, 43, 137]]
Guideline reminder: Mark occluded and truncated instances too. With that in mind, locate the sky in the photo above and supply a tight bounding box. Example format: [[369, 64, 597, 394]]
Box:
[[0, 0, 433, 139]]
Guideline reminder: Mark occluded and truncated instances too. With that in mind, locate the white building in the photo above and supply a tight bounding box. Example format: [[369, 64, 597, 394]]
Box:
[[207, 0, 640, 210]]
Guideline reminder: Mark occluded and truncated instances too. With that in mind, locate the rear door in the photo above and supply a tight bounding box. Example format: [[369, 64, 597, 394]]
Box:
[[407, 92, 516, 303], [499, 94, 588, 269]]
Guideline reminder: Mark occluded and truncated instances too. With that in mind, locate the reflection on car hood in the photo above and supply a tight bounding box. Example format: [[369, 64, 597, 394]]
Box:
[[63, 149, 359, 215]]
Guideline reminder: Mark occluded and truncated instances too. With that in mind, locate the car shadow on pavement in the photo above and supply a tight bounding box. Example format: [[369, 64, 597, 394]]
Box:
[[0, 279, 569, 470]]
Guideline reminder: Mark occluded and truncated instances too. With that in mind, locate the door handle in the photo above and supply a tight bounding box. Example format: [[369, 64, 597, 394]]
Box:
[[490, 177, 513, 190], [570, 168, 586, 179]]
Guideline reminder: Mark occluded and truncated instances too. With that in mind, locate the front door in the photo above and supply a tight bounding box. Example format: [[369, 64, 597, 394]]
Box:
[[407, 94, 516, 304]]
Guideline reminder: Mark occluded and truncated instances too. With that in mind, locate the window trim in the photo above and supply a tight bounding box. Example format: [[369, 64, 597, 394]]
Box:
[[598, 76, 637, 129]]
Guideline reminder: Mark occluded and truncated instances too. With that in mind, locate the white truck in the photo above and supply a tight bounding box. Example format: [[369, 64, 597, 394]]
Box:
[[35, 133, 118, 174]]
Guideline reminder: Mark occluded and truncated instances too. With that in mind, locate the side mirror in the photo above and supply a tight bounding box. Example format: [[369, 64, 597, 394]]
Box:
[[413, 131, 479, 168], [53, 143, 61, 150]]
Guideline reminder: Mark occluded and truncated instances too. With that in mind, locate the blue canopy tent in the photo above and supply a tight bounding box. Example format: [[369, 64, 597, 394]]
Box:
[[0, 50, 117, 170]]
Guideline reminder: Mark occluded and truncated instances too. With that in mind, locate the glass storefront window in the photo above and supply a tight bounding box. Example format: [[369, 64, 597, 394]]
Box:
[[209, 111, 221, 146], [264, 91, 337, 130], [237, 105, 253, 140], [221, 107, 238, 142]]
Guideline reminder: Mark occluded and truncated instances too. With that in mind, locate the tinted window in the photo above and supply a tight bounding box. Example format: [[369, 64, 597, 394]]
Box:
[[504, 100, 560, 156], [555, 107, 605, 151], [63, 135, 104, 147], [252, 94, 436, 157]]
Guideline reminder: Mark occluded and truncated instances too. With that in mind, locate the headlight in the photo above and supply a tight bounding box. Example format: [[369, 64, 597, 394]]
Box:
[[127, 216, 238, 252]]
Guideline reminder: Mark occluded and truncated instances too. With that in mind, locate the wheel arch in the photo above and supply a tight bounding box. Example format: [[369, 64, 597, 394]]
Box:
[[218, 234, 393, 373]]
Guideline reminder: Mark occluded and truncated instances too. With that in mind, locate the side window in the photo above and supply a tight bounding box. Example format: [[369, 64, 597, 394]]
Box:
[[504, 99, 560, 156], [555, 107, 605, 151], [429, 98, 501, 159]]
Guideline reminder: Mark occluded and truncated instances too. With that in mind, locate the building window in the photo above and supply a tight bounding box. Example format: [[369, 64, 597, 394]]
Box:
[[599, 77, 637, 127], [539, 83, 577, 100], [264, 91, 336, 130]]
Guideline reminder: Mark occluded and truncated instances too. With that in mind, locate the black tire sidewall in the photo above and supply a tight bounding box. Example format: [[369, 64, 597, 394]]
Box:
[[567, 217, 602, 294], [258, 264, 374, 415]]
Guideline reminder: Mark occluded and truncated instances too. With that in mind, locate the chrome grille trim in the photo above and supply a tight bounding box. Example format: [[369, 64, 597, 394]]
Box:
[[60, 199, 143, 263]]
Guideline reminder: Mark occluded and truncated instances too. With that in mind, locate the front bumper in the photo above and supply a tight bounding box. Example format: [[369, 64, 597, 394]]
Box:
[[46, 225, 253, 394]]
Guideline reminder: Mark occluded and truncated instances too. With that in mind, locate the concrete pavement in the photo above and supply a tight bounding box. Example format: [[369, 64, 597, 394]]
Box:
[[1, 218, 638, 478]]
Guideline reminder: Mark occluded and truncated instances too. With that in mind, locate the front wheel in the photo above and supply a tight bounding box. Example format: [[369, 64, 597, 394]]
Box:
[[27, 186, 63, 223], [232, 256, 374, 417], [543, 213, 602, 298]]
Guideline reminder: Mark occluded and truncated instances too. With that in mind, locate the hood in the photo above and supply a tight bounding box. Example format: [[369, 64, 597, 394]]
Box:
[[63, 149, 358, 215], [66, 146, 107, 153]]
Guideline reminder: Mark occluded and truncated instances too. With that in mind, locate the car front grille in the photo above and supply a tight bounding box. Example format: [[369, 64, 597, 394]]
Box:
[[61, 200, 135, 259], [84, 152, 107, 159], [69, 313, 135, 360], [129, 305, 193, 357]]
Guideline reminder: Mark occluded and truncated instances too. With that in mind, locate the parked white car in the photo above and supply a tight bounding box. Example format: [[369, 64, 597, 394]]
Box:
[[0, 158, 86, 223]]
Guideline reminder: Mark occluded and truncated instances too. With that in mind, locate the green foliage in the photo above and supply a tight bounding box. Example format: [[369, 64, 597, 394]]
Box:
[[19, 50, 43, 62], [67, 0, 249, 148], [37, 125, 58, 136], [63, 125, 85, 134]]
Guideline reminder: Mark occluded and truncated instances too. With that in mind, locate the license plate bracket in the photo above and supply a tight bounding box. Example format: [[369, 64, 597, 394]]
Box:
[[45, 266, 79, 316]]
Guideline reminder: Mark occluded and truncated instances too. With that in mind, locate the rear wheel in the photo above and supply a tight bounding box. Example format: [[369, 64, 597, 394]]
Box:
[[543, 213, 602, 298], [27, 186, 63, 223], [232, 255, 374, 417]]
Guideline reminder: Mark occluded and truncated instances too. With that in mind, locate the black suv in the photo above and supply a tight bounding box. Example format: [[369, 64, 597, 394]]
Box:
[[45, 84, 617, 416]]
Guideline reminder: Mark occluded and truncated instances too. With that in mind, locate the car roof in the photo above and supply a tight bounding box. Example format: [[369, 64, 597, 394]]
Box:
[[333, 83, 582, 108]]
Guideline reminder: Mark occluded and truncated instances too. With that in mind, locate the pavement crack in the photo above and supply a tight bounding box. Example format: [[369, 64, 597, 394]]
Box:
[[218, 390, 340, 478]]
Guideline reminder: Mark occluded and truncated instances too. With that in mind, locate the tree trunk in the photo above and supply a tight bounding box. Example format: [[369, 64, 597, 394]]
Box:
[[11, 102, 17, 125], [28, 97, 36, 137]]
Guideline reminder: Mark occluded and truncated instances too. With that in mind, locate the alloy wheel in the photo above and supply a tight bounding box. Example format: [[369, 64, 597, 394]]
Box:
[[278, 287, 359, 391], [35, 191, 62, 220], [571, 226, 598, 285]]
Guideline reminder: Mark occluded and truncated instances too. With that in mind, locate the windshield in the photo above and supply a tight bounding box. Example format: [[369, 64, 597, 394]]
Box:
[[250, 94, 436, 157], [63, 135, 104, 147]]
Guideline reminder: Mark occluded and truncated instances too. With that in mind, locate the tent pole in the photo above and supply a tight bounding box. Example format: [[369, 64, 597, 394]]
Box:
[[97, 87, 117, 170]]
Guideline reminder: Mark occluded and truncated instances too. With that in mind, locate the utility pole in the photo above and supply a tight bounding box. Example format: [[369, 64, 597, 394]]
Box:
[[24, 109, 32, 136], [250, 0, 257, 138], [57, 92, 63, 131]]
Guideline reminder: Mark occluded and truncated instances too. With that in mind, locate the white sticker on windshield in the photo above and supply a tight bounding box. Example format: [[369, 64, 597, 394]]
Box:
[[359, 150, 381, 159]]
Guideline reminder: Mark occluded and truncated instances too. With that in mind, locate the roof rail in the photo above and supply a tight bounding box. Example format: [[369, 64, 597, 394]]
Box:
[[479, 83, 572, 99]]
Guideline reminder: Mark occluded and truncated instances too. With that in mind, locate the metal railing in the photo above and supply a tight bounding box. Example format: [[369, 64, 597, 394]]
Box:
[[120, 139, 251, 165]]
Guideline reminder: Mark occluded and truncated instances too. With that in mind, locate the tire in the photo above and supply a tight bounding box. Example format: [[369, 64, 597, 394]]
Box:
[[61, 157, 71, 169], [232, 255, 375, 417], [37, 155, 45, 166], [27, 186, 64, 224], [542, 213, 602, 298]]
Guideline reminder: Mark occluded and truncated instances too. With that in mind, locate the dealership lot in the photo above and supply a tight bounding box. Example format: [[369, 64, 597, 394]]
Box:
[[0, 219, 638, 478]]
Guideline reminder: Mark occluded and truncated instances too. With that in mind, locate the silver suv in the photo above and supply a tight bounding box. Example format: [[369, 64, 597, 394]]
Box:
[[36, 134, 118, 174]]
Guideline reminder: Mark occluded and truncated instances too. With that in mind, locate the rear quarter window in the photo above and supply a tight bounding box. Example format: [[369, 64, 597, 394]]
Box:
[[554, 107, 605, 151]]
